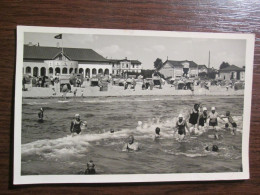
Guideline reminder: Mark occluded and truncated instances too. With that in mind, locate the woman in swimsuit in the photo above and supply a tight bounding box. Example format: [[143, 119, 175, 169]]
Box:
[[189, 104, 200, 134], [122, 135, 140, 151], [175, 114, 189, 141], [197, 107, 208, 133], [70, 114, 87, 135]]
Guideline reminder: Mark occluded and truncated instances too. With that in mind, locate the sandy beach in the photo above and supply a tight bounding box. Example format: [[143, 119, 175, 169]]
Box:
[[23, 82, 244, 98]]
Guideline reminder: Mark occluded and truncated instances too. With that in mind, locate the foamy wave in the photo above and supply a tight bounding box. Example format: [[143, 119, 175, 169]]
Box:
[[25, 102, 49, 105]]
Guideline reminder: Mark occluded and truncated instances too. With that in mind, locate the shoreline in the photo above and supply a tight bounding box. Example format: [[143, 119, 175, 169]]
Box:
[[22, 83, 244, 99]]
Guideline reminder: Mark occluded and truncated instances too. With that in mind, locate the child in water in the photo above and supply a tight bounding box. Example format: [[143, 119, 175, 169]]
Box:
[[175, 114, 189, 141], [221, 111, 237, 135], [84, 160, 96, 174]]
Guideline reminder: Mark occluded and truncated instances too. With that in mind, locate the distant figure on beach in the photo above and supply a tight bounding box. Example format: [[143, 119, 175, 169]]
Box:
[[175, 114, 189, 141], [38, 107, 44, 122], [81, 89, 84, 98], [220, 111, 237, 135], [73, 89, 77, 97], [85, 160, 96, 174], [153, 127, 161, 140], [197, 107, 208, 133], [122, 135, 140, 151], [189, 104, 200, 134], [70, 114, 87, 135]]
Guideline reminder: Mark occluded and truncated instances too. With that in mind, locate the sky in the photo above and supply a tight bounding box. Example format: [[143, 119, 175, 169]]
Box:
[[24, 32, 246, 69]]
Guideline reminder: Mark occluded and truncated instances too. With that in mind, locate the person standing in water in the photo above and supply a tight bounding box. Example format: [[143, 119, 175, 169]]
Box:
[[70, 114, 87, 135], [189, 104, 200, 134], [175, 114, 189, 141], [220, 111, 237, 135], [197, 107, 208, 133], [38, 107, 45, 122], [122, 135, 140, 151], [208, 107, 223, 130]]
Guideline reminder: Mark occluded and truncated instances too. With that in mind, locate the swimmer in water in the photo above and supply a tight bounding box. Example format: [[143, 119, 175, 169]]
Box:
[[197, 107, 208, 133], [189, 104, 200, 134], [175, 114, 189, 141], [205, 145, 219, 152], [220, 111, 237, 135], [38, 107, 45, 122], [70, 114, 87, 135], [153, 127, 161, 140], [84, 160, 96, 174], [110, 129, 114, 133], [122, 135, 140, 151]]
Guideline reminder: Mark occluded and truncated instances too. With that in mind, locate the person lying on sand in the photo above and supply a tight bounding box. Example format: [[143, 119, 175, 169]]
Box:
[[122, 135, 140, 151], [174, 114, 189, 141], [70, 114, 87, 135]]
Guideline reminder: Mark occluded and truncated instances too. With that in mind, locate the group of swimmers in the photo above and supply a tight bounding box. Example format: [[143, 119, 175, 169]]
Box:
[[175, 103, 237, 141], [37, 102, 238, 173]]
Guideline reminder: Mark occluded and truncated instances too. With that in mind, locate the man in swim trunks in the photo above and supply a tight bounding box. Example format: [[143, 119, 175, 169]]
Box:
[[122, 135, 140, 151], [220, 111, 237, 135], [38, 107, 44, 122], [70, 114, 87, 134], [175, 114, 189, 141], [197, 107, 208, 132], [189, 104, 200, 133]]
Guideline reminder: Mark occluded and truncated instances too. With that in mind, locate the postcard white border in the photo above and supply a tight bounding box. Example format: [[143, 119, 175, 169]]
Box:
[[14, 26, 255, 184]]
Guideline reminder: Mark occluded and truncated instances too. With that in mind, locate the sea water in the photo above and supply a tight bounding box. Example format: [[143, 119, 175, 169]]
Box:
[[21, 95, 243, 175]]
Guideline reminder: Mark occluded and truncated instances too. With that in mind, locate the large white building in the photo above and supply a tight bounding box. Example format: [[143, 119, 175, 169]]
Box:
[[109, 58, 142, 75], [23, 45, 112, 78], [158, 60, 199, 79]]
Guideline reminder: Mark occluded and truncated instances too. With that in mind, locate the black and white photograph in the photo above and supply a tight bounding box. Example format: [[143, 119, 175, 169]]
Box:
[[14, 26, 254, 184]]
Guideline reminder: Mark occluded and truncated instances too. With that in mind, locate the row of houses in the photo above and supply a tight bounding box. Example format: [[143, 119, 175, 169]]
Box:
[[23, 45, 142, 78], [158, 60, 245, 81], [23, 44, 245, 81]]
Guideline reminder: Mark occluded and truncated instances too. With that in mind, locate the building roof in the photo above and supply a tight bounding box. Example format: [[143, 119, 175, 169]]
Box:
[[23, 45, 109, 62], [109, 59, 141, 64], [219, 65, 245, 72], [160, 60, 198, 70], [198, 65, 208, 69]]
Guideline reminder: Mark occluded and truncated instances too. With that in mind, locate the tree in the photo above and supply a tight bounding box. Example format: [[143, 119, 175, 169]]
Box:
[[154, 58, 163, 70], [219, 62, 230, 70]]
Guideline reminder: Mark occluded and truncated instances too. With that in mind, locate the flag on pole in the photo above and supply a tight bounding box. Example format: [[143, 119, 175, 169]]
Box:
[[54, 34, 62, 39]]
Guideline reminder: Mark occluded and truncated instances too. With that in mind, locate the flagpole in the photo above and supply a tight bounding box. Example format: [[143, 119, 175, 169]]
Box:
[[61, 34, 63, 57]]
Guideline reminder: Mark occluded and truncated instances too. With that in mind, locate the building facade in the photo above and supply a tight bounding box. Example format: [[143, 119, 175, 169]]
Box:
[[218, 65, 245, 81], [198, 65, 208, 74], [23, 45, 112, 78], [158, 60, 199, 79], [110, 58, 142, 75]]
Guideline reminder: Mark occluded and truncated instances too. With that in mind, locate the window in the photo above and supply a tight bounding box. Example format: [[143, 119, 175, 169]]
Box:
[[49, 67, 53, 74], [62, 68, 67, 74], [26, 67, 31, 74]]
